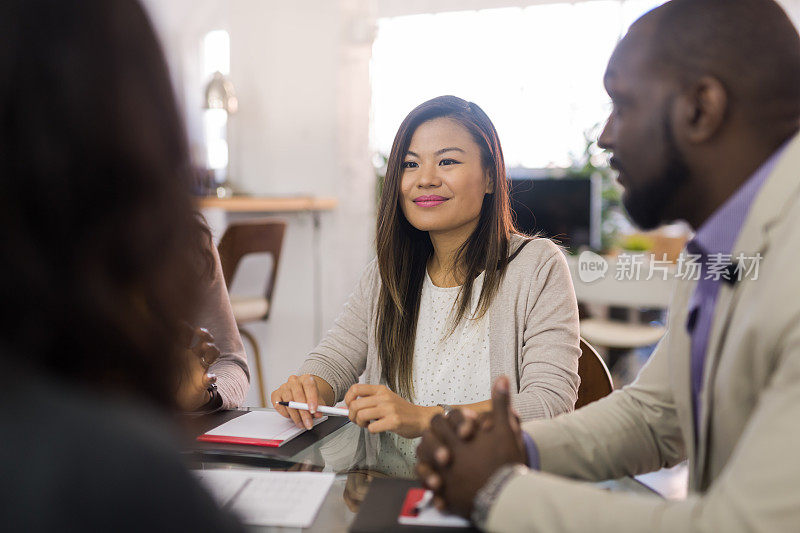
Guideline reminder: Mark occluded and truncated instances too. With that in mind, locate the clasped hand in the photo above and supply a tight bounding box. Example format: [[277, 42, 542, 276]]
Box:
[[415, 376, 528, 518], [177, 325, 220, 411]]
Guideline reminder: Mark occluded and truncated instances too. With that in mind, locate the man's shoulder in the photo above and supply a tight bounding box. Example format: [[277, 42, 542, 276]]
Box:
[[730, 194, 800, 359], [757, 187, 800, 281]]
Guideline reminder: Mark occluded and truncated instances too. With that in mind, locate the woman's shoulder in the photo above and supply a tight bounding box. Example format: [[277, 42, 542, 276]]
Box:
[[360, 257, 381, 284], [499, 235, 574, 309], [507, 234, 564, 268], [350, 257, 382, 301], [501, 234, 571, 292]]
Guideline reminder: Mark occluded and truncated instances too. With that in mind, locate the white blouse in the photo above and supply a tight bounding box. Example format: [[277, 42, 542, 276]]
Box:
[[411, 269, 492, 406], [380, 268, 492, 474]]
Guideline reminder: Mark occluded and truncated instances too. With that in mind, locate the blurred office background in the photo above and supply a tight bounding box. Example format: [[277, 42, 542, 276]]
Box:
[[141, 0, 800, 406]]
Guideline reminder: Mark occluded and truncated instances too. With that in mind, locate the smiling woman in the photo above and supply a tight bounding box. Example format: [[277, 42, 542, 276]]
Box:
[[400, 118, 494, 247], [272, 96, 581, 445]]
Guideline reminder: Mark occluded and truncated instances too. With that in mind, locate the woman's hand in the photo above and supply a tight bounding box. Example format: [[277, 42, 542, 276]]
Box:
[[271, 374, 335, 430], [344, 384, 440, 438], [177, 326, 220, 411]]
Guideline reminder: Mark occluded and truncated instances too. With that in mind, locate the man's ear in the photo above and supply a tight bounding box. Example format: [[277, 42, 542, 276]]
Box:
[[674, 76, 728, 144]]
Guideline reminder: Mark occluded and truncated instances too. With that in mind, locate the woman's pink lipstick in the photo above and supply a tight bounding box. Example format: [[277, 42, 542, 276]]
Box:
[[413, 195, 449, 207]]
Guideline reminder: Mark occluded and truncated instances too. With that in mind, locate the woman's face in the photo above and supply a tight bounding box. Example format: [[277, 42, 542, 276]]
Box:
[[399, 117, 493, 237]]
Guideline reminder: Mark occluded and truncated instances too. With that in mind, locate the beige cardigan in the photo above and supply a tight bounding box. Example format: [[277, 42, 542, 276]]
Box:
[[300, 235, 580, 421]]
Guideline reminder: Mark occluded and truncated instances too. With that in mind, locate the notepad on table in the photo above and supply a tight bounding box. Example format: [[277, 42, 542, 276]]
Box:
[[197, 410, 327, 447], [194, 470, 335, 528], [398, 488, 471, 527]]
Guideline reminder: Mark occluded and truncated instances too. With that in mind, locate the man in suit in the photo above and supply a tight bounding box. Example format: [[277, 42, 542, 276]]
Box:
[[415, 0, 800, 531]]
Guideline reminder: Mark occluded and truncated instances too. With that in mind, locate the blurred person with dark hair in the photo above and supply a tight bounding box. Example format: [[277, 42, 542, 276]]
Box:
[[0, 0, 243, 530]]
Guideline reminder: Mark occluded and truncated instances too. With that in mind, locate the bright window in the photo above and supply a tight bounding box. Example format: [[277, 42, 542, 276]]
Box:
[[202, 30, 231, 173], [203, 30, 230, 79], [370, 0, 665, 168]]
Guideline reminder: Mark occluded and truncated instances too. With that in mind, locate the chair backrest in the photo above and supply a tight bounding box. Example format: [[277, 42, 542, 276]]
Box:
[[575, 337, 614, 409], [217, 219, 287, 317]]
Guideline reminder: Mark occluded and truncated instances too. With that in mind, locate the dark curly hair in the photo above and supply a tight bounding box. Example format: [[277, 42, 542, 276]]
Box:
[[0, 0, 203, 410]]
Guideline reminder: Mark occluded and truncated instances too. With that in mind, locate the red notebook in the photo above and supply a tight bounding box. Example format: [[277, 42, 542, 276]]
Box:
[[197, 410, 327, 448]]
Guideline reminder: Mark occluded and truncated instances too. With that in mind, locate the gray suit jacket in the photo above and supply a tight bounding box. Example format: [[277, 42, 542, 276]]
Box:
[[486, 132, 800, 532]]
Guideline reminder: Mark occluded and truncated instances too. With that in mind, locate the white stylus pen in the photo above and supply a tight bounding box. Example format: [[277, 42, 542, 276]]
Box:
[[278, 401, 349, 417]]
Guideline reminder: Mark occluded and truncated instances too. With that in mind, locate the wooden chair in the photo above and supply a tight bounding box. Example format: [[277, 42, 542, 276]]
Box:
[[218, 219, 287, 407], [575, 337, 614, 409]]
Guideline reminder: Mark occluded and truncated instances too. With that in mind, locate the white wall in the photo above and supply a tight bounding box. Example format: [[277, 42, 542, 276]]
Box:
[[781, 0, 800, 26], [377, 0, 800, 19], [143, 0, 376, 405]]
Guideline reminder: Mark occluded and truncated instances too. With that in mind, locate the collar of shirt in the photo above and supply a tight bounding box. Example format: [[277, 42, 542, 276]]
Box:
[[688, 141, 789, 260], [685, 140, 789, 331]]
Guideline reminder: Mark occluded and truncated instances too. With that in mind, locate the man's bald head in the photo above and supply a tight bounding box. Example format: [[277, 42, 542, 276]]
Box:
[[638, 0, 800, 138], [599, 0, 800, 231]]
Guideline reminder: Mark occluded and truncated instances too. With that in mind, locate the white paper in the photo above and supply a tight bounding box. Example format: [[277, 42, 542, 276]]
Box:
[[193, 469, 251, 507], [203, 410, 327, 446], [194, 470, 336, 528]]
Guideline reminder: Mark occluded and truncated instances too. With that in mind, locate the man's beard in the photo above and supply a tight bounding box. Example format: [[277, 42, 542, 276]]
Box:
[[621, 113, 691, 230]]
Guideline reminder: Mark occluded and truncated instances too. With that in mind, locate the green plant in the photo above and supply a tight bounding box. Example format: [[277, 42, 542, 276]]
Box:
[[619, 233, 654, 252]]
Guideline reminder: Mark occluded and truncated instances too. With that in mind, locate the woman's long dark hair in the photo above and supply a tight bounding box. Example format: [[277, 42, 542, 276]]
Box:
[[0, 0, 202, 410], [375, 95, 517, 400]]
